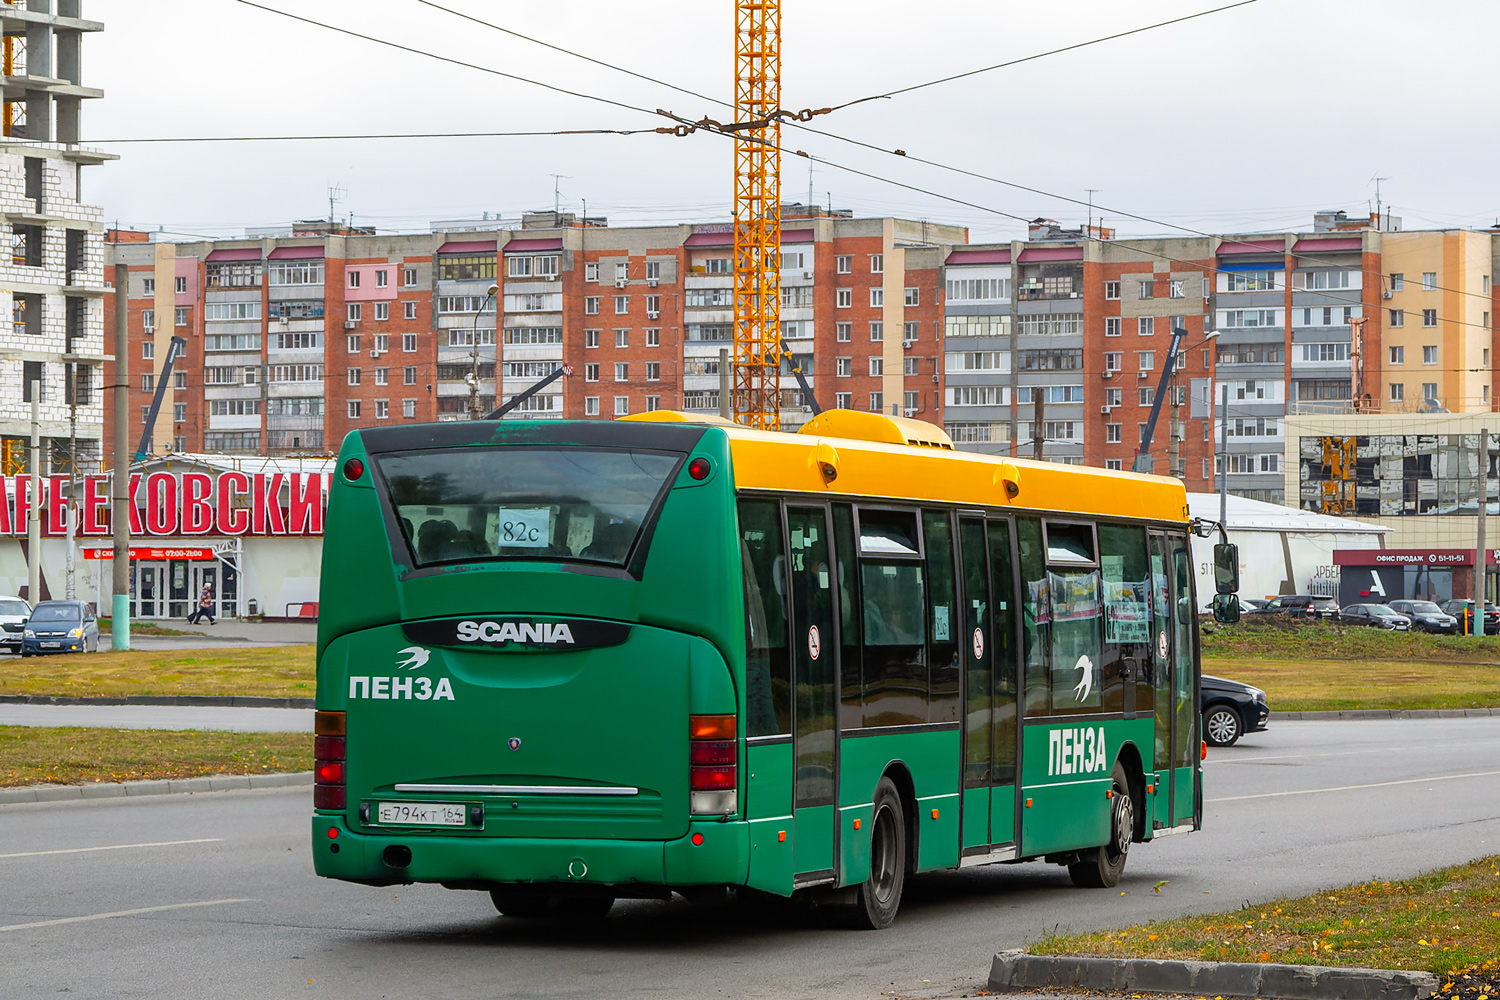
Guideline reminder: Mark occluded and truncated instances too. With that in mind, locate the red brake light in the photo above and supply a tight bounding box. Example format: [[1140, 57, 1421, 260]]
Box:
[[313, 785, 346, 809], [314, 736, 345, 761], [690, 740, 736, 766], [691, 766, 737, 790], [688, 457, 711, 480], [315, 760, 345, 785], [342, 458, 364, 482]]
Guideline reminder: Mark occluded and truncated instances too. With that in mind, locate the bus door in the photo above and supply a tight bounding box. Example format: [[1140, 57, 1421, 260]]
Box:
[[1148, 532, 1197, 832], [786, 505, 838, 881]]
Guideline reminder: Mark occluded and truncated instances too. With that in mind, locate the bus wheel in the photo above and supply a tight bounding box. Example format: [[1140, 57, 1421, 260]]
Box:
[[1068, 762, 1133, 889], [490, 886, 549, 918], [846, 776, 907, 929], [490, 887, 614, 920]]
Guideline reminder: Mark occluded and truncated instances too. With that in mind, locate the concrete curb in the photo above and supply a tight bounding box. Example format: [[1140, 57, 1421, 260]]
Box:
[[1276, 708, 1499, 720], [0, 771, 313, 805], [988, 950, 1438, 999], [0, 694, 315, 709]]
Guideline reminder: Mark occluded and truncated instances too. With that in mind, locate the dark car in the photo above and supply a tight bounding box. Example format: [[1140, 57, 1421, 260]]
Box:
[[1202, 674, 1270, 747], [1244, 594, 1340, 620], [1339, 603, 1412, 630], [1388, 600, 1459, 634], [1438, 599, 1500, 635], [20, 601, 99, 656]]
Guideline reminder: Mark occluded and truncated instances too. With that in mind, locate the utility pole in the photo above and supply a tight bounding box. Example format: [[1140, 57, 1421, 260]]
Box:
[[1032, 388, 1045, 461], [718, 348, 731, 419], [467, 284, 498, 420], [1347, 315, 1368, 410], [1478, 428, 1489, 603], [1219, 384, 1229, 529], [27, 379, 40, 606], [1169, 389, 1181, 479], [112, 263, 131, 650]]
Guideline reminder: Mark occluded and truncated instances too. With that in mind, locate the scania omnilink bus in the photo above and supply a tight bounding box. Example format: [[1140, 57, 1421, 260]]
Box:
[[312, 410, 1207, 928]]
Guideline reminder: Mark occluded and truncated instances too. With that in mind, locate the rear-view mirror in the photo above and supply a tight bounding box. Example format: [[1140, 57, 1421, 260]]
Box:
[[1213, 542, 1240, 595], [1211, 593, 1241, 624]]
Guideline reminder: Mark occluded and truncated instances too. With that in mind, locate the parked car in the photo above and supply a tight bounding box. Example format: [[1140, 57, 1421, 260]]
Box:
[[0, 595, 30, 654], [1339, 603, 1412, 630], [1202, 674, 1271, 747], [1244, 595, 1340, 620], [1387, 600, 1459, 634], [1438, 599, 1500, 635], [20, 600, 99, 656]]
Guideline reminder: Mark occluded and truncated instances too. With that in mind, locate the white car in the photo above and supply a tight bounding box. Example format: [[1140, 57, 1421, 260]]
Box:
[[0, 595, 31, 654]]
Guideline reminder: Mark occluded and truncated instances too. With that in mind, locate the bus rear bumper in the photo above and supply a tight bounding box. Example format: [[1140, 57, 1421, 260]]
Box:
[[311, 813, 750, 889]]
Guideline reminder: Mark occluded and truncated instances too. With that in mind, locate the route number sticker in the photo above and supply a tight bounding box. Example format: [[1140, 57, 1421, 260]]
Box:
[[495, 507, 550, 548], [808, 625, 821, 660], [972, 627, 984, 660]]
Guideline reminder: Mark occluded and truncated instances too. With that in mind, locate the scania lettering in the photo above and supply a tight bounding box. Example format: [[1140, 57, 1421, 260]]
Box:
[[313, 411, 1215, 928]]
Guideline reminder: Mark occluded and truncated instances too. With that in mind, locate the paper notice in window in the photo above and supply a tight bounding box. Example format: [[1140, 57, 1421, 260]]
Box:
[[494, 507, 551, 549]]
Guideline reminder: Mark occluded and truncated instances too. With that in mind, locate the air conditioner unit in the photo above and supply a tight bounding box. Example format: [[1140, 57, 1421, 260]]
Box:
[[901, 340, 913, 349], [1382, 290, 1393, 299], [931, 374, 939, 383], [802, 271, 812, 279], [1100, 404, 1113, 414], [370, 349, 380, 358], [279, 315, 290, 324], [1102, 371, 1114, 379], [1137, 371, 1150, 379], [647, 278, 659, 288], [344, 320, 357, 330], [615, 278, 627, 288]]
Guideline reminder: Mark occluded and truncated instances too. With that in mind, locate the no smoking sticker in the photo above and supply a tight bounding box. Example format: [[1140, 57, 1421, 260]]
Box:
[[972, 628, 984, 660], [808, 625, 821, 660], [1158, 630, 1169, 659]]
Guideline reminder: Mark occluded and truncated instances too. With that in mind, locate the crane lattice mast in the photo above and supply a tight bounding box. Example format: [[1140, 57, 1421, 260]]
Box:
[[731, 0, 781, 430]]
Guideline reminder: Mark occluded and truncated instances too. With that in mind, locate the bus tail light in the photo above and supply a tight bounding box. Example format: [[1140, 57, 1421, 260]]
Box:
[[314, 712, 347, 810], [689, 714, 737, 816]]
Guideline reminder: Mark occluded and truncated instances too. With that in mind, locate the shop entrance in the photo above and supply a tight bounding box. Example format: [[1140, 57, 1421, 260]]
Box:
[[128, 557, 238, 620]]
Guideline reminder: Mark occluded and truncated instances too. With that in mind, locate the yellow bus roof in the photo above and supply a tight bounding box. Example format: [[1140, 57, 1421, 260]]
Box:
[[628, 411, 1187, 524]]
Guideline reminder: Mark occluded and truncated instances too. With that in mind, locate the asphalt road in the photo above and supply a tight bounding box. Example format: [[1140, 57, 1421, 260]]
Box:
[[0, 704, 313, 732], [2, 717, 1498, 1000]]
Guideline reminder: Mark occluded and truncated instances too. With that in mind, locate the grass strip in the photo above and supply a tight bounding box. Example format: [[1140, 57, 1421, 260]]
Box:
[[1202, 616, 1500, 664], [0, 725, 312, 787], [0, 646, 316, 699], [1202, 657, 1500, 712], [1033, 855, 1500, 984]]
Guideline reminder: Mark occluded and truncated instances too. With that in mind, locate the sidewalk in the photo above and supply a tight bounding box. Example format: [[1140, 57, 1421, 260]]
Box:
[[100, 619, 316, 650], [0, 703, 313, 732]]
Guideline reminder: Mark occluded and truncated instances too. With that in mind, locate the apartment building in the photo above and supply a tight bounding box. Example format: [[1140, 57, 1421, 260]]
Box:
[[0, 0, 109, 479], [101, 210, 968, 467]]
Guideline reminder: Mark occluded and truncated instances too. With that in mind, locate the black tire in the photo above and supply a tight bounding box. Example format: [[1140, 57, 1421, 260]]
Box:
[[1068, 762, 1133, 889], [1203, 704, 1244, 747], [490, 886, 614, 920], [844, 776, 907, 929], [490, 886, 550, 918]]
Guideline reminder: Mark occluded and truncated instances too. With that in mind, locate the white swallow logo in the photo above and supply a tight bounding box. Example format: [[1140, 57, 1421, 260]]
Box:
[[1072, 654, 1094, 702], [395, 646, 430, 670]]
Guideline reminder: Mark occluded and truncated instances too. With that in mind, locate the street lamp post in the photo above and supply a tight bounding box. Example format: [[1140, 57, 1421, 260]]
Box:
[[1133, 327, 1219, 474], [466, 283, 499, 420]]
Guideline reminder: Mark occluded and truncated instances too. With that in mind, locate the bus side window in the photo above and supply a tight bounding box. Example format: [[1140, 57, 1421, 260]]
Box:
[[1099, 523, 1150, 715], [738, 499, 791, 737], [859, 508, 926, 729], [1017, 518, 1049, 718], [924, 509, 959, 723], [834, 504, 862, 731]]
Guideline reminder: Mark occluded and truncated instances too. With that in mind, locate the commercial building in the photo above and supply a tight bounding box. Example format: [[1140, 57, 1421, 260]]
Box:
[[0, 0, 110, 485]]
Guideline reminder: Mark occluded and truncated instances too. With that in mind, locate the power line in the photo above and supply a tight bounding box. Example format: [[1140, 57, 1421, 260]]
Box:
[[91, 128, 657, 143]]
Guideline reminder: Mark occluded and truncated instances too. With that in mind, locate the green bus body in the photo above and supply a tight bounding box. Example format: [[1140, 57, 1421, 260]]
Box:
[[312, 420, 1202, 914]]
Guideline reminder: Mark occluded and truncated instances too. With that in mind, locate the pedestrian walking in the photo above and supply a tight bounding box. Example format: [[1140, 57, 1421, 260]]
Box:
[[187, 583, 216, 625]]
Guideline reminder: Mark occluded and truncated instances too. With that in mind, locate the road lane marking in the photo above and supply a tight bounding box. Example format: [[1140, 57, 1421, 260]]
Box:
[[1209, 769, 1500, 803], [0, 898, 250, 933], [0, 839, 222, 859], [1209, 742, 1492, 765]]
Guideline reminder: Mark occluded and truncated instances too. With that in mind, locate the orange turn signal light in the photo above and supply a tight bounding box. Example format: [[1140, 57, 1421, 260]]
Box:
[[1201, 740, 1208, 761], [315, 711, 346, 736], [689, 714, 736, 740]]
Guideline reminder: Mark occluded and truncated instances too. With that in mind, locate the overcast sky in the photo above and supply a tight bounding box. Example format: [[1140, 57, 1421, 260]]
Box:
[[88, 0, 1500, 243]]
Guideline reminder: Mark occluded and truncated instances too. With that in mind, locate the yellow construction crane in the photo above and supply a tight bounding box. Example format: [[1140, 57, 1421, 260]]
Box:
[[731, 0, 781, 430], [3, 0, 23, 137]]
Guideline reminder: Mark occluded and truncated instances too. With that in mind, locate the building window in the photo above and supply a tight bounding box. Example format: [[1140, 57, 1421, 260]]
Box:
[[142, 278, 155, 295], [1389, 345, 1404, 364], [403, 366, 417, 385], [172, 276, 186, 294], [1104, 352, 1122, 371], [142, 341, 154, 360], [836, 255, 851, 274], [585, 363, 599, 382], [374, 367, 389, 386], [1390, 383, 1404, 401], [1105, 387, 1121, 407], [614, 396, 629, 416], [374, 302, 389, 321], [1137, 316, 1154, 336], [868, 357, 883, 376], [585, 396, 599, 416], [1423, 383, 1438, 401], [1389, 309, 1404, 327], [645, 362, 660, 381], [1422, 309, 1437, 327], [1105, 317, 1121, 337], [1137, 350, 1154, 371], [704, 258, 730, 275], [869, 254, 883, 273], [585, 296, 600, 315], [835, 392, 851, 408], [836, 322, 851, 342], [836, 289, 852, 309], [1139, 387, 1154, 406], [174, 370, 186, 389], [375, 269, 388, 288], [645, 395, 661, 412], [904, 287, 919, 306], [1169, 279, 1184, 298], [869, 322, 883, 342], [869, 391, 883, 412], [404, 267, 418, 287], [402, 333, 417, 352], [1389, 272, 1404, 292], [347, 368, 361, 386], [140, 373, 154, 392], [403, 399, 417, 418], [615, 362, 628, 382], [347, 303, 362, 322], [645, 294, 660, 315], [646, 261, 661, 281], [585, 262, 599, 282], [870, 288, 884, 308], [1423, 345, 1438, 364], [586, 329, 600, 348], [646, 328, 660, 347], [903, 321, 919, 342], [175, 306, 188, 327], [348, 401, 361, 418], [836, 357, 851, 377], [1422, 272, 1437, 291], [1106, 459, 1123, 471], [375, 399, 389, 419], [403, 301, 418, 320], [1139, 280, 1154, 299], [1106, 423, 1122, 443], [141, 309, 155, 333], [614, 295, 629, 315], [615, 329, 629, 348], [1104, 281, 1120, 300], [349, 271, 361, 289]]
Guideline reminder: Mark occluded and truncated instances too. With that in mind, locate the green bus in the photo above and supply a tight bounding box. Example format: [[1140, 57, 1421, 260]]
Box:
[[312, 411, 1209, 928]]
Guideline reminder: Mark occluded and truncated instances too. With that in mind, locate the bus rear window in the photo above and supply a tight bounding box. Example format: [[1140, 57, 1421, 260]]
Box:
[[375, 447, 681, 568]]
